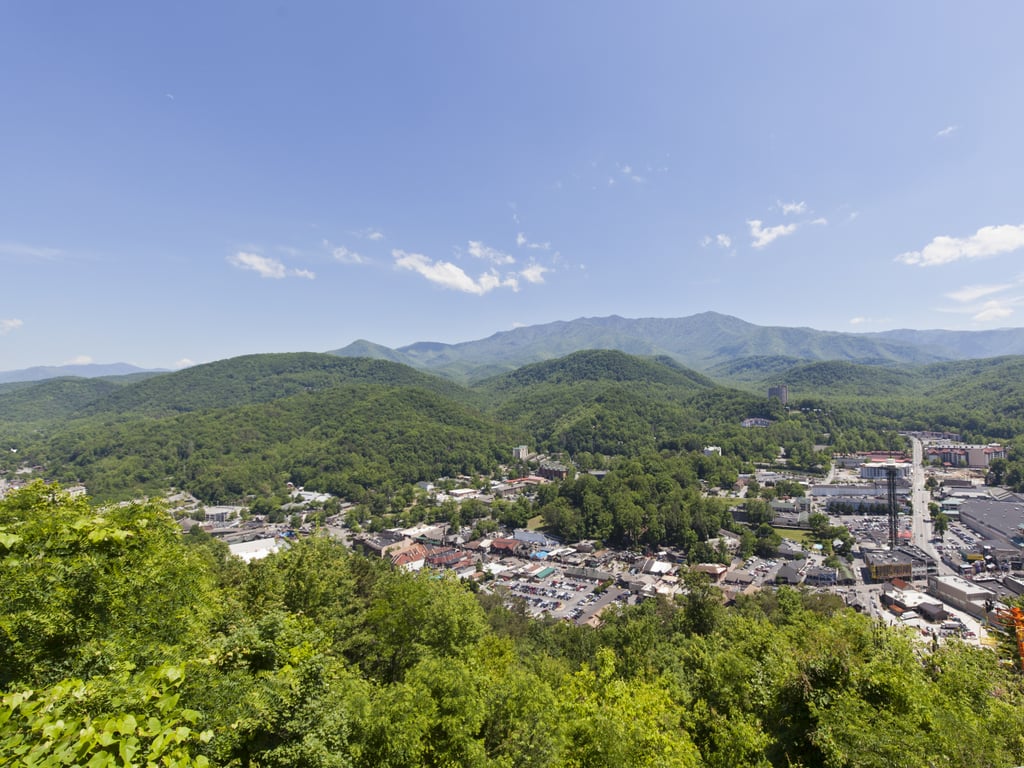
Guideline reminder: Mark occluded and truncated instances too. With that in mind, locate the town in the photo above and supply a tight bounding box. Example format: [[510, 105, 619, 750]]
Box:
[[10, 431, 1013, 652]]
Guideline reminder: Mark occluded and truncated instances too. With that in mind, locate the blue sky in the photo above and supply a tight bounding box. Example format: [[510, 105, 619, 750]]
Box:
[[3, 2, 1024, 371]]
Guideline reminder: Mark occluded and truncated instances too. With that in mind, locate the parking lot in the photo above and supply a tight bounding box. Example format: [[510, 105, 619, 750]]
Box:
[[493, 573, 633, 624]]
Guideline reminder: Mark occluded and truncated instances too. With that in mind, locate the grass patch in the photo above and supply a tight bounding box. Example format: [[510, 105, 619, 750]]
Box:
[[773, 527, 815, 546], [527, 515, 546, 531]]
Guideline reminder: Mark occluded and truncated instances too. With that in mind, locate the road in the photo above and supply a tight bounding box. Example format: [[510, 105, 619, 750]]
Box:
[[908, 437, 933, 551], [908, 436, 957, 575]]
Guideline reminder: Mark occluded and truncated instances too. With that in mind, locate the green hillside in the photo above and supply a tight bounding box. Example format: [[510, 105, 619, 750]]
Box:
[[472, 350, 765, 456], [72, 352, 470, 419], [0, 377, 124, 422], [26, 383, 519, 502]]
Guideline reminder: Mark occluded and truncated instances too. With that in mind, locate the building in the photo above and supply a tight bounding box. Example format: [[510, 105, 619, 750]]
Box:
[[228, 537, 288, 563], [927, 574, 999, 618], [703, 445, 722, 456], [863, 550, 914, 582], [741, 417, 772, 428], [958, 498, 1024, 568], [925, 442, 1005, 468], [512, 445, 529, 460], [538, 460, 569, 480], [805, 566, 839, 586], [860, 461, 912, 481], [768, 384, 789, 406]]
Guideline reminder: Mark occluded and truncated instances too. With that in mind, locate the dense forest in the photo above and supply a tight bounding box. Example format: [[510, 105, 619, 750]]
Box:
[[3, 482, 1024, 767], [6, 349, 1024, 505]]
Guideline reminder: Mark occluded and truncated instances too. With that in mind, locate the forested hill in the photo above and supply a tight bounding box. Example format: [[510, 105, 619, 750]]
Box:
[[476, 349, 716, 391], [69, 352, 472, 419], [472, 350, 763, 457], [0, 377, 125, 422], [7, 348, 1024, 501], [17, 383, 521, 502]]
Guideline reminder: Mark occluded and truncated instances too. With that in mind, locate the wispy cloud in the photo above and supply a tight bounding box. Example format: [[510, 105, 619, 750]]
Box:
[[945, 283, 1013, 304], [973, 299, 1016, 322], [331, 245, 367, 265], [64, 355, 93, 366], [897, 224, 1024, 267], [228, 251, 315, 279], [849, 317, 868, 326], [467, 240, 515, 265], [620, 163, 644, 183], [0, 242, 63, 261], [0, 318, 23, 335], [778, 200, 807, 216], [811, 217, 828, 226], [516, 232, 550, 250], [939, 279, 1024, 323], [393, 249, 519, 295], [936, 125, 958, 138], [350, 228, 385, 241], [701, 234, 732, 248], [748, 219, 797, 248]]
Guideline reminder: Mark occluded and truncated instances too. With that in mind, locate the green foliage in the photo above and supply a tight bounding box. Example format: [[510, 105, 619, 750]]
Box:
[[0, 665, 213, 768], [3, 484, 1024, 767], [0, 482, 220, 687]]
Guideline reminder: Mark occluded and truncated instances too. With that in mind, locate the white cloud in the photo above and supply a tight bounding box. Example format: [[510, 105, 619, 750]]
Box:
[[517, 233, 527, 247], [973, 300, 1015, 322], [748, 219, 797, 248], [811, 217, 828, 226], [467, 240, 515, 265], [366, 230, 384, 241], [778, 201, 807, 216], [849, 317, 868, 326], [945, 283, 1012, 303], [393, 249, 519, 295], [332, 246, 367, 265], [519, 263, 550, 284], [228, 251, 314, 279], [173, 358, 196, 369], [64, 355, 93, 366], [0, 318, 23, 335], [937, 125, 958, 138], [700, 236, 712, 248], [0, 242, 62, 260], [897, 224, 1024, 267]]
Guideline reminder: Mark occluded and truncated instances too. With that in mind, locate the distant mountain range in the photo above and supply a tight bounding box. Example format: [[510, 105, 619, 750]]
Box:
[[6, 312, 1024, 386], [0, 363, 163, 385], [330, 312, 1024, 382]]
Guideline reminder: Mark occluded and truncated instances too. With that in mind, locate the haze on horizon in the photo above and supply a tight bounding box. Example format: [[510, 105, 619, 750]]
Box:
[[3, 3, 1024, 371]]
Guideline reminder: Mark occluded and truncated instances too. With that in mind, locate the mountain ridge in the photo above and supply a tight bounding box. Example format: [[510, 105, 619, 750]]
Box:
[[331, 311, 1021, 381]]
